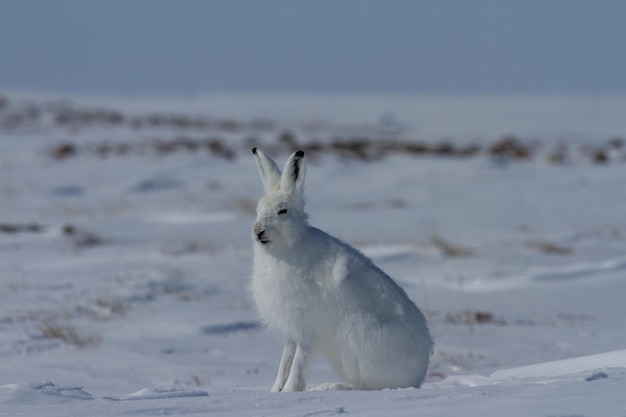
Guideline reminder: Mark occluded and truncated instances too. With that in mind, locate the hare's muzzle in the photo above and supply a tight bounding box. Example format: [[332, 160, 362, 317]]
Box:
[[254, 223, 269, 244]]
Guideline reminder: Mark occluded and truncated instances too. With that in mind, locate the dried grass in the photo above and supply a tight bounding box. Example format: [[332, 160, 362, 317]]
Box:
[[431, 235, 474, 257], [38, 319, 101, 348]]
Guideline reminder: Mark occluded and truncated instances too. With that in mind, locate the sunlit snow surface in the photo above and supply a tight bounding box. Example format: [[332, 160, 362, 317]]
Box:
[[1, 93, 626, 416]]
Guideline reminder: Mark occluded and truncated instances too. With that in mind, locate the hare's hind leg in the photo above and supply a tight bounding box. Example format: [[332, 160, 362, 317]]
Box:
[[310, 382, 357, 391], [272, 340, 296, 392]]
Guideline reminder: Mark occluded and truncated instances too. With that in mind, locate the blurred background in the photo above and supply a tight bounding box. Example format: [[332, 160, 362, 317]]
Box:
[[2, 0, 625, 96]]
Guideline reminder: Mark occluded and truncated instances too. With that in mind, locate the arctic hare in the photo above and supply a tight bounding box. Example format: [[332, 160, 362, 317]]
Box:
[[251, 148, 432, 392]]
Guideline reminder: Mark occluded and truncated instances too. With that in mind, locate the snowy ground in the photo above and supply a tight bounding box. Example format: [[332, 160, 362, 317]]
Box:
[[1, 92, 625, 416]]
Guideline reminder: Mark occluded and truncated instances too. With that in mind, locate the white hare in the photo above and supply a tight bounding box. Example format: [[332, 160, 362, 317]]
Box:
[[251, 148, 432, 392]]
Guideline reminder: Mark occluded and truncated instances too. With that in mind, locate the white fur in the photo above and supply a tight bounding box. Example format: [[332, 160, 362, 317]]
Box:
[[251, 148, 433, 392]]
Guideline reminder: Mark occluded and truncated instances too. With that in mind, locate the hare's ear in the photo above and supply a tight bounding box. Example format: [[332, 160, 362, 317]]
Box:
[[252, 148, 281, 193], [280, 150, 306, 196]]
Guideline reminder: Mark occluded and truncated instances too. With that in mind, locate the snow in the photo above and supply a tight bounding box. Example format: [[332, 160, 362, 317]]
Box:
[[1, 92, 626, 416], [490, 349, 626, 380]]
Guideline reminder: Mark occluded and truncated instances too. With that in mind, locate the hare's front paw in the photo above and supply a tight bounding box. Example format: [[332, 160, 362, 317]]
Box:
[[271, 378, 285, 393], [281, 376, 306, 392]]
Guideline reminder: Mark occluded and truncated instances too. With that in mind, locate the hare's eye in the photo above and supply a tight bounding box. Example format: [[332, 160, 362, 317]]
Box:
[[278, 208, 288, 215]]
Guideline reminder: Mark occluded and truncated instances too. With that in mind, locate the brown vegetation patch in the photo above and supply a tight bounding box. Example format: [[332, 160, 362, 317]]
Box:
[[488, 135, 534, 160], [444, 310, 507, 335], [0, 223, 45, 234], [445, 310, 506, 326], [62, 224, 105, 248], [526, 240, 573, 255], [431, 235, 474, 257], [50, 137, 236, 160], [38, 319, 101, 348], [3, 95, 623, 165]]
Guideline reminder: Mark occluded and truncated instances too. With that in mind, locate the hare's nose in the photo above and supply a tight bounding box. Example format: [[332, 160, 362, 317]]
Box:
[[254, 223, 268, 243]]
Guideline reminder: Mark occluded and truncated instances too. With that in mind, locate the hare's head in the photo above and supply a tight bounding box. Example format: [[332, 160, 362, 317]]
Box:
[[252, 148, 309, 251]]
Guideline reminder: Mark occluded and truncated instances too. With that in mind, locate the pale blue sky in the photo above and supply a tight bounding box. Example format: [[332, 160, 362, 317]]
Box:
[[1, 0, 625, 95]]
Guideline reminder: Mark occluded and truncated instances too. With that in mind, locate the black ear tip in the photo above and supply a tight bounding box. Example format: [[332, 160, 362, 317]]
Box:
[[251, 147, 258, 154], [295, 150, 304, 158]]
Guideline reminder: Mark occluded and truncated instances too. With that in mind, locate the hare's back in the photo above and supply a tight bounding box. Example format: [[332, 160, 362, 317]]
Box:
[[320, 235, 421, 321]]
